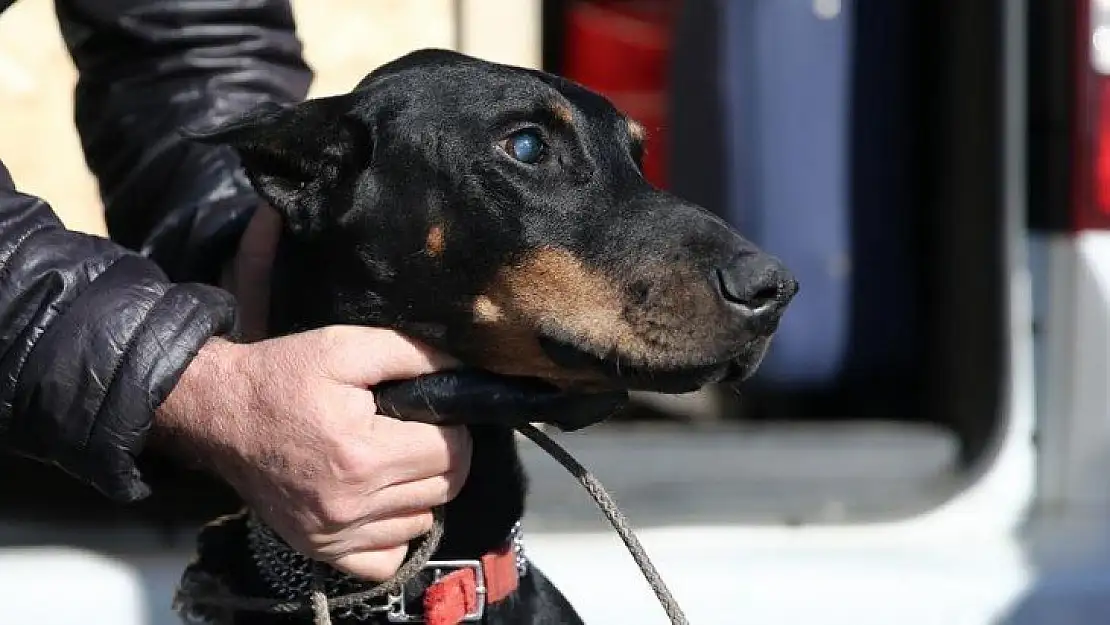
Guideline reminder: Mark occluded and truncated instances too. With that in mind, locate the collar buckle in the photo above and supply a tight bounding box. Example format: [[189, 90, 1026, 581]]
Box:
[[386, 560, 486, 623]]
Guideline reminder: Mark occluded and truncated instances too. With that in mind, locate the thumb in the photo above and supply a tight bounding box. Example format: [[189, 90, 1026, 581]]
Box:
[[330, 544, 409, 582], [315, 326, 458, 386]]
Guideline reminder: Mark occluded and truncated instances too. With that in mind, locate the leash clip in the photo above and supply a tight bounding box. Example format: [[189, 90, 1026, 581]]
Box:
[[386, 559, 486, 623]]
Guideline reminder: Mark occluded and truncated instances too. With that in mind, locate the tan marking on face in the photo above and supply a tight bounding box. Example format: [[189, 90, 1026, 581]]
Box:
[[468, 248, 734, 385], [470, 247, 665, 382], [425, 224, 445, 257], [491, 247, 634, 351], [470, 322, 583, 382], [473, 295, 504, 323], [627, 119, 647, 143], [551, 102, 574, 125]]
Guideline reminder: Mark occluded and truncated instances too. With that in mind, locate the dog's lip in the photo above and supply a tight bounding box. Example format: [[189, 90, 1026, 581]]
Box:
[[537, 334, 764, 394]]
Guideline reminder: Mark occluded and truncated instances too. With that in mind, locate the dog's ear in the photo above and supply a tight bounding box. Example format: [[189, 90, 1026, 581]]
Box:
[[183, 95, 369, 235]]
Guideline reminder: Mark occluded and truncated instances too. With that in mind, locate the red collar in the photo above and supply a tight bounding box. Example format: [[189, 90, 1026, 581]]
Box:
[[420, 541, 521, 625]]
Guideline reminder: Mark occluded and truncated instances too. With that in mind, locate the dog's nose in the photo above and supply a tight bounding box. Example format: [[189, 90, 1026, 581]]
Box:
[[715, 252, 798, 328]]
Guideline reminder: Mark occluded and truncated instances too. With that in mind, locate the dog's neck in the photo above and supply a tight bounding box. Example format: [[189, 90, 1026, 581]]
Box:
[[267, 234, 529, 561]]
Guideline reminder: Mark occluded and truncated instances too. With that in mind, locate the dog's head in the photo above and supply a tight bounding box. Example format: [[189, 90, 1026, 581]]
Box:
[[190, 49, 796, 398]]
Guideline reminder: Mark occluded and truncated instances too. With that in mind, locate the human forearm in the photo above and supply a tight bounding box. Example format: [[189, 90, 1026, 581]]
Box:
[[0, 158, 238, 502]]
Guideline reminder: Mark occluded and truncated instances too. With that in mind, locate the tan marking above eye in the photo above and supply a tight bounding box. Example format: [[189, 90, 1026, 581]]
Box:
[[425, 224, 445, 256], [627, 119, 647, 143], [550, 102, 574, 125]]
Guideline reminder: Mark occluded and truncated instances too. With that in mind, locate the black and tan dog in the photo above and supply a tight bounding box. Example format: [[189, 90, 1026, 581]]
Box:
[[174, 49, 796, 625]]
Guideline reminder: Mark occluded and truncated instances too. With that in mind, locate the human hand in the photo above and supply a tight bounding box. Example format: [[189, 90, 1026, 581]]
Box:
[[154, 326, 472, 581]]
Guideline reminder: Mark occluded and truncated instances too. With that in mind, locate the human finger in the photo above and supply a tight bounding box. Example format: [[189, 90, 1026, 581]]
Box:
[[357, 419, 472, 487], [330, 544, 411, 582], [315, 326, 459, 385]]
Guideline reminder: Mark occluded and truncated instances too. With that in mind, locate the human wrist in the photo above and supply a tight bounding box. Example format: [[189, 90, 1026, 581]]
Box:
[[152, 336, 249, 469]]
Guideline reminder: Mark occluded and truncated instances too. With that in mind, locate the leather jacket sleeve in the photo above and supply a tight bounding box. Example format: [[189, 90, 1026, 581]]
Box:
[[0, 0, 311, 504], [56, 0, 313, 285], [0, 159, 238, 503]]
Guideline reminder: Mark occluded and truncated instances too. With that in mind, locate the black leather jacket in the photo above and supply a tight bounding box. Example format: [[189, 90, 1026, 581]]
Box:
[[0, 0, 311, 525]]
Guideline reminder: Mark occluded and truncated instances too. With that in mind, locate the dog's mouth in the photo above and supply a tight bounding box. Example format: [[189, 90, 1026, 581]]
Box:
[[373, 331, 771, 432], [537, 334, 771, 395]]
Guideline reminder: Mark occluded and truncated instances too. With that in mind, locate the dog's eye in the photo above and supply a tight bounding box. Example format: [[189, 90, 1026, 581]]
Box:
[[501, 130, 546, 164]]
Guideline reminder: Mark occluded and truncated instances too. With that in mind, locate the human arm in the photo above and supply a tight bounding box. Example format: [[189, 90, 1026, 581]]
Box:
[[0, 164, 471, 578], [4, 0, 309, 499], [0, 157, 237, 502], [17, 0, 471, 579], [54, 0, 313, 285]]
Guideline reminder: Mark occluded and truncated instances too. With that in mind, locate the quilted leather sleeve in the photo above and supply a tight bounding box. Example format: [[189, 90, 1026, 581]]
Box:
[[55, 0, 313, 285], [0, 0, 311, 503], [0, 158, 238, 502]]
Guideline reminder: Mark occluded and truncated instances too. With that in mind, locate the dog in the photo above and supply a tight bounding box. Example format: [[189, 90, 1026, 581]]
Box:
[[174, 48, 797, 625]]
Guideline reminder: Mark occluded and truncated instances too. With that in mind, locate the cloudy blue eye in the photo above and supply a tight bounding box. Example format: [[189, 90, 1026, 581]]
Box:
[[503, 129, 545, 164]]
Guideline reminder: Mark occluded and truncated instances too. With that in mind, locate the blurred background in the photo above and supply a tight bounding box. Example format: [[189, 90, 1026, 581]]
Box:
[[2, 0, 1107, 624]]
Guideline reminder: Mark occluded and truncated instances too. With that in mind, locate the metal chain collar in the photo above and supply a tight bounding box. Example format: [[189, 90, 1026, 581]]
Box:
[[245, 513, 529, 622]]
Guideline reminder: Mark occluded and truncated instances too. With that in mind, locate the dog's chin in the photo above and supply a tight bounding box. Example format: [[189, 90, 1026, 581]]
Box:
[[719, 337, 772, 385], [538, 335, 772, 395]]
